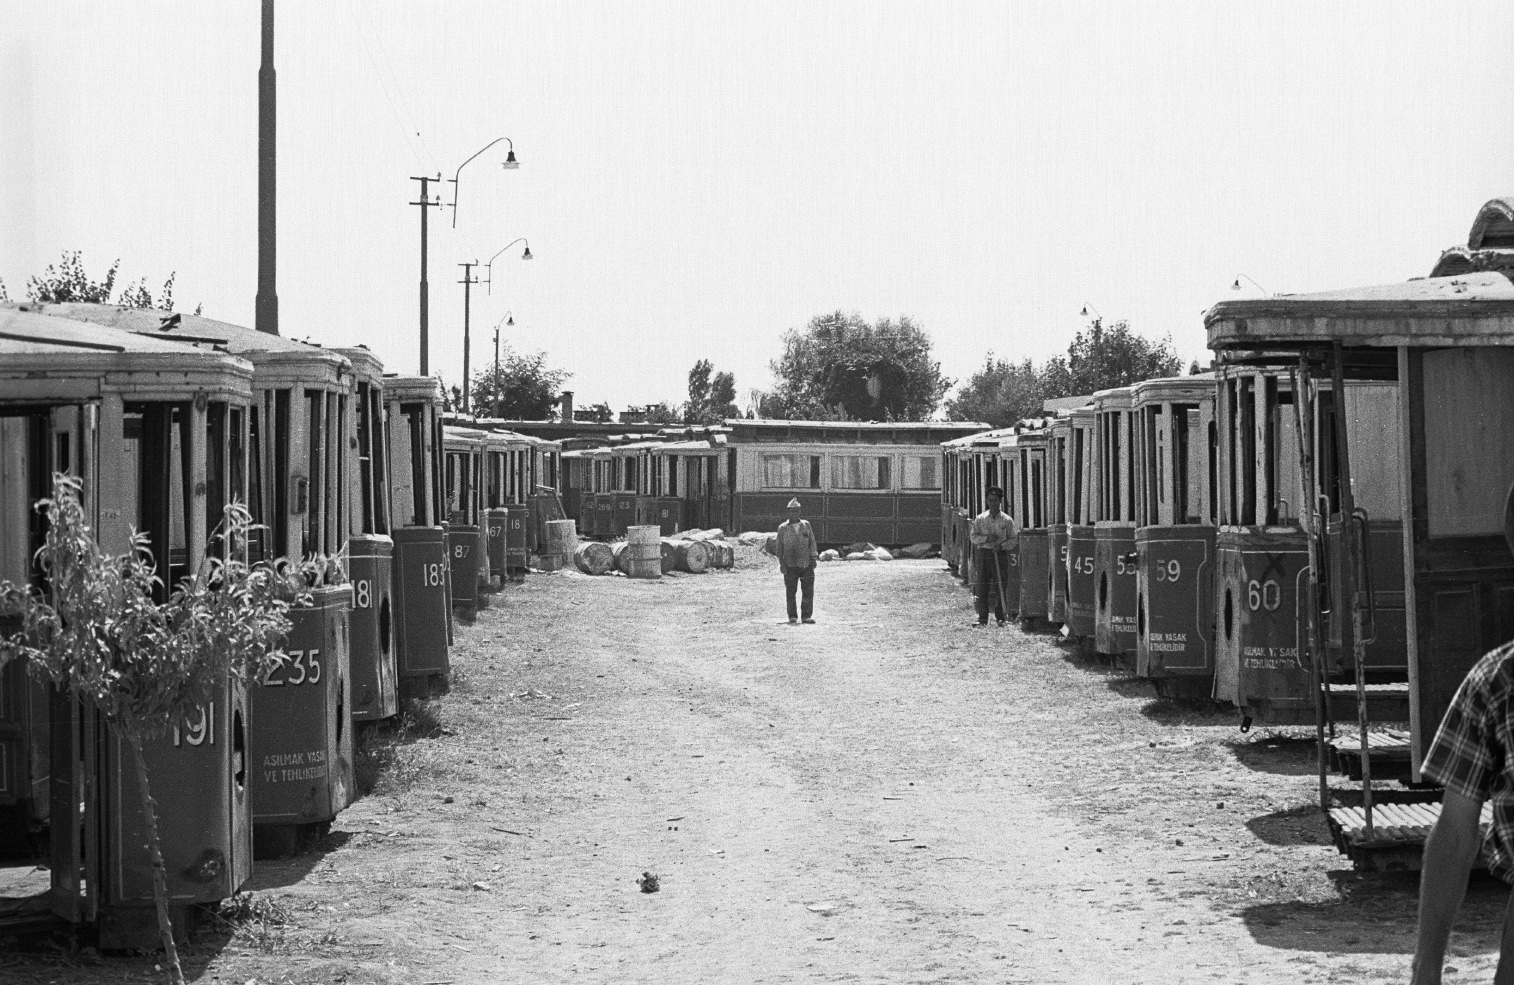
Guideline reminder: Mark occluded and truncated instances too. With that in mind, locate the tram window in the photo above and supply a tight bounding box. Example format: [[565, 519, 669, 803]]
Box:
[[832, 455, 889, 490], [1265, 382, 1299, 525], [1173, 406, 1200, 525], [487, 451, 503, 508], [1238, 377, 1257, 526], [1031, 459, 1043, 527], [305, 391, 324, 557], [356, 384, 375, 533], [1343, 383, 1402, 521], [1208, 418, 1219, 525], [668, 458, 678, 496], [761, 453, 821, 489], [903, 455, 938, 490], [1109, 414, 1122, 521], [0, 414, 48, 585], [272, 389, 292, 557], [1071, 428, 1085, 524], [1422, 348, 1514, 537], [206, 402, 227, 552], [626, 458, 638, 492], [126, 404, 192, 598]]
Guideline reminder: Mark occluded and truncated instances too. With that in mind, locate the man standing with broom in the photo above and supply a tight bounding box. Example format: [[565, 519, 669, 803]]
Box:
[[969, 486, 1018, 627]]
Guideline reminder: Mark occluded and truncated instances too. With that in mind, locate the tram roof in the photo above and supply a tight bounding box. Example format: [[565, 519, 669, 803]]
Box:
[[442, 425, 491, 447], [383, 375, 444, 404], [30, 302, 352, 385], [1132, 372, 1214, 404], [1090, 385, 1134, 408], [333, 345, 386, 383], [727, 418, 990, 445], [941, 426, 1019, 450], [0, 304, 254, 397], [1205, 271, 1514, 349]]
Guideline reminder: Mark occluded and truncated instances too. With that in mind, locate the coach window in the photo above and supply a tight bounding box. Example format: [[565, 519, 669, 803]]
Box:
[[903, 454, 939, 490], [831, 454, 891, 491], [761, 453, 821, 489]]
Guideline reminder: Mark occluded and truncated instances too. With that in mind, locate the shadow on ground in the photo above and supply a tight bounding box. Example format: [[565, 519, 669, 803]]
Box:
[[1240, 870, 1506, 955], [1246, 805, 1334, 846], [1229, 733, 1319, 776], [247, 830, 353, 891]]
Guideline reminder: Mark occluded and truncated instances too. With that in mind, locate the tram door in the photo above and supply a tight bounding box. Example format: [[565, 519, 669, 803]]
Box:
[[1406, 348, 1514, 775]]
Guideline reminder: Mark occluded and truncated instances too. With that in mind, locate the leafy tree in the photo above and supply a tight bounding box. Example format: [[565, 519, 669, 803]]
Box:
[[944, 355, 1054, 429], [0, 477, 294, 984], [641, 403, 682, 426], [470, 345, 572, 419], [683, 360, 739, 424], [25, 250, 177, 310], [946, 319, 1183, 426], [1064, 318, 1183, 394], [767, 311, 950, 421], [578, 402, 614, 424]]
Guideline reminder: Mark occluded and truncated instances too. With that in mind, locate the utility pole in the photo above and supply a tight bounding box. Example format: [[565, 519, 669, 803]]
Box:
[[255, 0, 278, 335], [492, 322, 501, 418], [458, 261, 479, 413], [410, 175, 441, 375]]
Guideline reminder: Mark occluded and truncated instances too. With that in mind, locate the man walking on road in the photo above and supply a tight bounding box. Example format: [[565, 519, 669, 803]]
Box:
[[969, 486, 1018, 626], [1411, 489, 1514, 985], [776, 498, 819, 625]]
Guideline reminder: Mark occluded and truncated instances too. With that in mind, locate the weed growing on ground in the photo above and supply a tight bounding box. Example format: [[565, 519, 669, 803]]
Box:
[[213, 893, 294, 955], [353, 700, 454, 797]]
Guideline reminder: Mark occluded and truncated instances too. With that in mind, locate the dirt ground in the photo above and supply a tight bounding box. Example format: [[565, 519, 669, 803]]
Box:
[[3, 549, 1509, 983]]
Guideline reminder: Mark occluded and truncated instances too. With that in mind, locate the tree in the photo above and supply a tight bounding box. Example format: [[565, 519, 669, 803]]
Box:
[[470, 344, 572, 420], [943, 355, 1052, 428], [26, 250, 176, 310], [946, 319, 1183, 427], [767, 311, 951, 421], [0, 478, 293, 984], [683, 360, 739, 424], [641, 403, 682, 426]]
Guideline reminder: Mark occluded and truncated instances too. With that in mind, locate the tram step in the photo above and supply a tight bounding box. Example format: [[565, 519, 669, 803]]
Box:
[[1326, 681, 1410, 724], [1327, 799, 1492, 871], [1327, 728, 1412, 781]]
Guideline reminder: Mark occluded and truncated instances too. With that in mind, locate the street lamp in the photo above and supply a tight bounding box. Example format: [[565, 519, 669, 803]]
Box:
[[1080, 302, 1103, 321], [1232, 273, 1270, 295], [485, 238, 532, 294], [449, 136, 519, 228]]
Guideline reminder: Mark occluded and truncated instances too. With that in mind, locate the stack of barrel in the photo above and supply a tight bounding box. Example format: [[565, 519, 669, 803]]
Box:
[[545, 519, 576, 572]]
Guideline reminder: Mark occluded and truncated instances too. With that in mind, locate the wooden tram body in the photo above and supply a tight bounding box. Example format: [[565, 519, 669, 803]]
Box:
[[1044, 414, 1075, 626], [0, 306, 256, 942], [728, 420, 976, 546], [442, 426, 490, 612], [1093, 387, 1140, 661], [39, 304, 359, 841], [383, 376, 452, 696], [1064, 407, 1098, 640], [631, 437, 729, 536], [1132, 375, 1218, 696], [334, 348, 397, 723], [1003, 423, 1049, 623], [1207, 270, 1514, 770]]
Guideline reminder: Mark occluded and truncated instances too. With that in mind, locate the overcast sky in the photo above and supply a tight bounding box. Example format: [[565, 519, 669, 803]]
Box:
[[4, 3, 1513, 415]]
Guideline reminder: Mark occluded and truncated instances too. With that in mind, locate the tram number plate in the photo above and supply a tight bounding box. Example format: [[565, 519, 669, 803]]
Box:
[[489, 526, 502, 539], [1154, 559, 1182, 583], [1072, 556, 1095, 575], [262, 649, 323, 687], [454, 543, 471, 560], [422, 562, 445, 587], [1248, 579, 1282, 612], [172, 703, 215, 747], [354, 579, 372, 608]]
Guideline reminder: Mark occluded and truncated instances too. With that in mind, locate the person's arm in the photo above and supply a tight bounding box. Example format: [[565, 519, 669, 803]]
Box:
[[805, 521, 819, 563], [1411, 790, 1484, 985], [968, 516, 987, 547]]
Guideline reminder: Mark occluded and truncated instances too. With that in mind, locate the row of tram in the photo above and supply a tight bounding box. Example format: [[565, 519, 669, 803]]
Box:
[[0, 301, 560, 941], [941, 197, 1514, 868]]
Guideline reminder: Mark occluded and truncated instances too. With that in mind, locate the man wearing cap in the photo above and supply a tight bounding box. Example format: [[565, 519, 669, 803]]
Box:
[[969, 486, 1018, 626], [776, 498, 819, 624], [1411, 486, 1514, 984]]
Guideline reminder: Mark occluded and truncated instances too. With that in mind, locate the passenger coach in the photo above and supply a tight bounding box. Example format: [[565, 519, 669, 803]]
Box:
[[729, 420, 986, 546]]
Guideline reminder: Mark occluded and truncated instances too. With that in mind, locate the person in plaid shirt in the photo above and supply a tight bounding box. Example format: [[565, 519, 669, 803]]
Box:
[[1412, 493, 1514, 985]]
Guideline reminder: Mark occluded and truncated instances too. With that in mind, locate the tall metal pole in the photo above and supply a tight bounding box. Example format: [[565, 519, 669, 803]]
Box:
[[459, 261, 478, 413], [410, 176, 441, 375], [493, 323, 501, 418], [255, 0, 278, 335]]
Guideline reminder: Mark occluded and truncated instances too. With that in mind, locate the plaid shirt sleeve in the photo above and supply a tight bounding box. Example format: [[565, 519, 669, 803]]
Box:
[[1421, 662, 1499, 802]]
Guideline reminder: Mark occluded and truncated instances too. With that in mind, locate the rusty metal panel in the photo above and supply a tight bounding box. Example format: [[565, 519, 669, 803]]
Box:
[[392, 526, 450, 684], [1048, 525, 1070, 623], [446, 523, 481, 613], [485, 508, 507, 574], [249, 586, 355, 824], [347, 536, 397, 722], [1135, 526, 1216, 680], [1095, 527, 1139, 657], [1217, 529, 1311, 723], [506, 505, 528, 573], [1067, 526, 1097, 637], [1018, 530, 1049, 620]]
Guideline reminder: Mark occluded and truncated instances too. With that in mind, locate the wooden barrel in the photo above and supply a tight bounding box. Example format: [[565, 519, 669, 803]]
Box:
[[673, 539, 710, 574], [574, 541, 614, 575], [658, 538, 677, 574], [626, 525, 662, 580], [547, 519, 577, 568], [708, 542, 733, 569], [611, 541, 631, 575]]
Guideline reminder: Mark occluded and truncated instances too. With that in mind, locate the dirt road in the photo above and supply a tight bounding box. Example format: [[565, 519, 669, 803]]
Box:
[[5, 551, 1507, 983]]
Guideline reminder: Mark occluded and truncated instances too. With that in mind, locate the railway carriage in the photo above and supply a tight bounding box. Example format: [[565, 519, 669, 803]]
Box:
[[0, 305, 257, 942], [1093, 387, 1140, 662], [442, 426, 490, 612], [1065, 407, 1099, 640], [38, 304, 358, 849], [1004, 422, 1050, 624], [1206, 265, 1514, 859], [728, 420, 979, 547], [1132, 375, 1218, 697]]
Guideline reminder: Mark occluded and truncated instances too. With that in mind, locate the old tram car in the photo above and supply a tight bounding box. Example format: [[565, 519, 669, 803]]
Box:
[[0, 306, 256, 943], [1003, 422, 1050, 624], [1132, 375, 1218, 697], [1093, 387, 1140, 662]]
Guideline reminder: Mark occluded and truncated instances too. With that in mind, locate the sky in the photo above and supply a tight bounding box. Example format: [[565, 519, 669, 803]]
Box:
[[4, 2, 1514, 417]]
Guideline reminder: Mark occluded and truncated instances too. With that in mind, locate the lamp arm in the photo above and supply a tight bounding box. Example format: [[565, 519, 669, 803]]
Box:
[[484, 238, 530, 294], [449, 137, 514, 228]]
